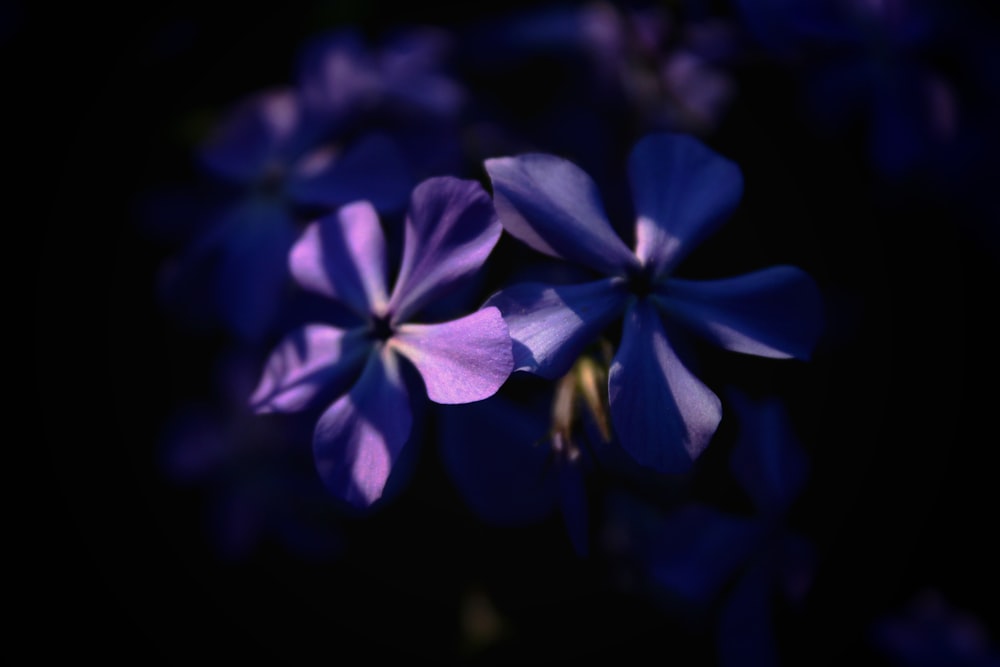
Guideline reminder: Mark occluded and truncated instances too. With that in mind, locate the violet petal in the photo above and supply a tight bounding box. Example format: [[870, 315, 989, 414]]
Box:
[[629, 132, 743, 277], [484, 278, 628, 379], [484, 153, 641, 276], [249, 324, 372, 414], [289, 201, 390, 317], [387, 176, 502, 323], [313, 347, 412, 509], [654, 265, 824, 360], [391, 307, 513, 404], [609, 299, 722, 473]]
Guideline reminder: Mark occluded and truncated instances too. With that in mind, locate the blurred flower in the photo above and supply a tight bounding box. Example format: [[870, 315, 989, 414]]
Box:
[[249, 177, 512, 508], [872, 589, 1000, 667], [733, 0, 997, 181], [611, 389, 815, 667], [483, 131, 824, 474]]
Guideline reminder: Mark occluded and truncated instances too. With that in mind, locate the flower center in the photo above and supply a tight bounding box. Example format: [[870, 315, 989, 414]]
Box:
[[626, 265, 656, 298], [368, 314, 394, 342]]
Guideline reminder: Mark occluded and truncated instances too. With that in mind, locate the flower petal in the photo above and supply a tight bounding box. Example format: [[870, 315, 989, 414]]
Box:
[[727, 389, 810, 513], [386, 176, 502, 323], [654, 265, 824, 360], [484, 153, 640, 276], [629, 132, 743, 277], [437, 389, 558, 525], [391, 307, 513, 404], [716, 558, 779, 667], [214, 198, 300, 342], [285, 133, 415, 213], [484, 278, 628, 379], [609, 299, 722, 473], [289, 201, 390, 317], [249, 324, 372, 414], [313, 348, 413, 509], [650, 504, 762, 604]]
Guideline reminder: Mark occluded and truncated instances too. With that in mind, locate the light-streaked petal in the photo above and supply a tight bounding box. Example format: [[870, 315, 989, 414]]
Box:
[[484, 153, 640, 276], [484, 278, 629, 379], [313, 348, 412, 509], [654, 265, 824, 360], [386, 176, 502, 323], [249, 325, 371, 414], [289, 201, 390, 317], [629, 132, 743, 277], [391, 307, 513, 404], [609, 299, 722, 473]]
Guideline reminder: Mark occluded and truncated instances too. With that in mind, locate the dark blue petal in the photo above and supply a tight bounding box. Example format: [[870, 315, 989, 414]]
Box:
[[285, 133, 415, 213], [313, 348, 413, 509], [654, 265, 825, 360], [716, 557, 779, 667], [484, 278, 628, 379], [727, 389, 811, 513], [628, 132, 743, 277], [649, 504, 762, 604], [609, 299, 722, 473], [484, 153, 641, 276], [387, 176, 503, 323], [213, 198, 300, 341], [437, 389, 559, 525]]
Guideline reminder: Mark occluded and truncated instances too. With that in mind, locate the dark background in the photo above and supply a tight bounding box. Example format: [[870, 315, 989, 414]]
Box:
[[26, 0, 1000, 663]]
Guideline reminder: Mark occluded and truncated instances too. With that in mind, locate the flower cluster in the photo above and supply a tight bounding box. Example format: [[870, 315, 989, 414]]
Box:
[[139, 0, 1000, 662]]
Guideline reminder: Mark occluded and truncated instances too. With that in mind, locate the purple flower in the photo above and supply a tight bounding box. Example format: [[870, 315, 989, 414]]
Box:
[[157, 26, 468, 342], [872, 589, 1000, 667], [249, 177, 513, 508], [483, 132, 824, 474]]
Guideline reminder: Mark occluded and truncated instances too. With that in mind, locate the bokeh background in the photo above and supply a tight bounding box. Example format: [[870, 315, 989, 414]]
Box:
[[28, 0, 1000, 663]]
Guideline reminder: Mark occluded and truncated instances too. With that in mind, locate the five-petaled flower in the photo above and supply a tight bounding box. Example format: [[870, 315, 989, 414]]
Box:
[[483, 131, 824, 474], [249, 176, 514, 508]]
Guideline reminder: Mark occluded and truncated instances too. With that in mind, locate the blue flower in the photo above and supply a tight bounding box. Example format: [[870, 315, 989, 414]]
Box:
[[249, 177, 513, 508], [483, 132, 824, 474]]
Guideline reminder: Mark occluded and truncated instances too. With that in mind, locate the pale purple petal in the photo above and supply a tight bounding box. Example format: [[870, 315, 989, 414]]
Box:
[[484, 278, 629, 379], [313, 348, 412, 508], [249, 324, 371, 414], [289, 201, 390, 317], [284, 133, 414, 213], [198, 88, 303, 185], [629, 132, 743, 277], [391, 307, 513, 404], [609, 299, 722, 473], [386, 176, 502, 323], [654, 265, 824, 360], [484, 153, 641, 276]]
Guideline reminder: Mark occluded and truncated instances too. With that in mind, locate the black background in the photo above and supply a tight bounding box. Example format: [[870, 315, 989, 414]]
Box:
[[27, 0, 1000, 663]]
